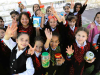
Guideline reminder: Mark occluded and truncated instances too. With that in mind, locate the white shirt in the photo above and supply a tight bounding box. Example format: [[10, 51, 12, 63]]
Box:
[[45, 45, 57, 51], [75, 40, 87, 49], [70, 26, 75, 32], [51, 27, 56, 31], [2, 38, 35, 75], [74, 12, 78, 15], [95, 20, 100, 26], [93, 34, 99, 44], [35, 51, 41, 58]]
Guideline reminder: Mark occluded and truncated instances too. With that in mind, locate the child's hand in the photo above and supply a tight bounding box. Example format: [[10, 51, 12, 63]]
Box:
[[71, 0, 74, 9], [40, 11, 45, 17], [66, 45, 74, 55], [90, 22, 95, 29], [56, 56, 65, 65], [45, 28, 52, 40], [28, 44, 36, 55], [50, 3, 57, 16], [86, 57, 96, 63]]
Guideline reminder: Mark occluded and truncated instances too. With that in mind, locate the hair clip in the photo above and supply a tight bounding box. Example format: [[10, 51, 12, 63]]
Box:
[[18, 1, 21, 4], [48, 15, 57, 21]]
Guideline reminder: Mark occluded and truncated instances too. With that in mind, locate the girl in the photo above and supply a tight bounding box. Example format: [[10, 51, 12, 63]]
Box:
[[0, 16, 4, 28], [74, 0, 88, 27], [44, 28, 66, 75], [63, 0, 74, 20], [0, 27, 11, 75], [18, 12, 36, 44], [87, 12, 100, 43], [66, 27, 95, 75], [28, 36, 45, 75], [91, 33, 100, 75], [62, 15, 77, 47], [2, 23, 35, 75]]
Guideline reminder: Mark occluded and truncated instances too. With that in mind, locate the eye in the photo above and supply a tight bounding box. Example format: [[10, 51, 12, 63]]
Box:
[[82, 36, 85, 37], [78, 35, 80, 36], [26, 40, 28, 42]]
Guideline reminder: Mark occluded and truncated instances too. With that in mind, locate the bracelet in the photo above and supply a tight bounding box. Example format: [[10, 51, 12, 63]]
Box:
[[67, 53, 73, 56]]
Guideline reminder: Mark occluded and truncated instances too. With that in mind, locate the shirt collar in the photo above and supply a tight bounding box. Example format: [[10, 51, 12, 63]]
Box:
[[51, 47, 57, 51], [74, 12, 78, 15], [16, 46, 26, 52], [70, 25, 75, 32], [75, 40, 87, 48], [95, 20, 100, 26], [35, 51, 41, 58], [65, 12, 69, 15], [51, 27, 56, 31]]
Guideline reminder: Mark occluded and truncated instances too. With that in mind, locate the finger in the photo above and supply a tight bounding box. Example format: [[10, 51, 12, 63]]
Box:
[[28, 44, 32, 49], [33, 44, 36, 49], [68, 46, 69, 49], [13, 27, 18, 32], [71, 45, 72, 49], [66, 48, 68, 50]]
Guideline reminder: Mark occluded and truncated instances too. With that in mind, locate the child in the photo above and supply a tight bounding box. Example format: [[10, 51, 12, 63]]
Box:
[[63, 0, 74, 20], [44, 29, 66, 75], [91, 33, 100, 75], [87, 12, 100, 43], [0, 28, 11, 75], [18, 12, 36, 44], [62, 15, 77, 46], [2, 24, 35, 75], [65, 27, 96, 75], [10, 10, 19, 23], [0, 16, 4, 28], [28, 36, 45, 75], [74, 0, 88, 27], [17, 1, 27, 14]]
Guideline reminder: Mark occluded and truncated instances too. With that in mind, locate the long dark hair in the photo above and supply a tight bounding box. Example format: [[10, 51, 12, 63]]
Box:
[[18, 12, 32, 26], [74, 3, 82, 12], [94, 12, 100, 21]]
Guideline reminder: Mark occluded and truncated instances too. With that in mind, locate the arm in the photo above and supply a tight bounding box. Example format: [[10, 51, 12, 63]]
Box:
[[44, 28, 52, 49], [38, 0, 42, 6], [70, 0, 74, 12], [18, 57, 35, 75], [93, 34, 99, 44], [84, 0, 88, 5]]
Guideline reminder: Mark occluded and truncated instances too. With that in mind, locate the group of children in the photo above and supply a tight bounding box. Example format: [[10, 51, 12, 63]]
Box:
[[0, 0, 100, 75]]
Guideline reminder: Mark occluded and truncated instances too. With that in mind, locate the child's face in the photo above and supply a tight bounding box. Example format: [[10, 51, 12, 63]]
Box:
[[95, 14, 100, 24], [75, 31, 87, 45], [68, 19, 76, 27], [46, 8, 52, 16], [64, 6, 70, 13], [34, 5, 40, 12], [35, 41, 43, 53], [11, 14, 19, 21], [0, 29, 5, 39], [0, 19, 4, 27], [16, 34, 29, 50], [36, 10, 41, 17], [21, 14, 29, 26], [76, 5, 81, 12], [50, 36, 60, 49], [49, 18, 57, 28]]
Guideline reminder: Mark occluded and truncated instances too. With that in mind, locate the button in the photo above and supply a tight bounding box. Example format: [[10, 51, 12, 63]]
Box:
[[14, 70, 16, 72], [13, 59, 15, 61], [10, 66, 12, 68]]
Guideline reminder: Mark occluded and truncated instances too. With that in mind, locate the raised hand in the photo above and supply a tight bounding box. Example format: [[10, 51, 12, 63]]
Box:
[[71, 0, 74, 9], [90, 22, 95, 29], [45, 28, 52, 40], [66, 45, 74, 55], [28, 44, 36, 55], [86, 57, 96, 63]]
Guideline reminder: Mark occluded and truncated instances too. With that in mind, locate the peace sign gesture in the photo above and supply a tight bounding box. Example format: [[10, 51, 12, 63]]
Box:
[[28, 44, 36, 55], [71, 0, 74, 9], [66, 45, 74, 55]]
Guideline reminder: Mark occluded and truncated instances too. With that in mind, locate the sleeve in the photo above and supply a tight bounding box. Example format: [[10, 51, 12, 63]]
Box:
[[2, 38, 16, 51], [18, 57, 35, 75], [79, 4, 87, 14], [93, 34, 99, 44]]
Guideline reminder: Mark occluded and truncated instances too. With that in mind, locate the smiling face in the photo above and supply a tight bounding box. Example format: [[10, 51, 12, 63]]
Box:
[[0, 29, 5, 39], [21, 14, 29, 28], [33, 4, 40, 12], [35, 41, 43, 53], [46, 8, 52, 16], [50, 35, 60, 49], [16, 34, 29, 50], [76, 5, 81, 12], [75, 31, 88, 46], [49, 18, 57, 28], [68, 19, 76, 27], [95, 14, 100, 24], [64, 6, 70, 13], [36, 10, 41, 17]]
